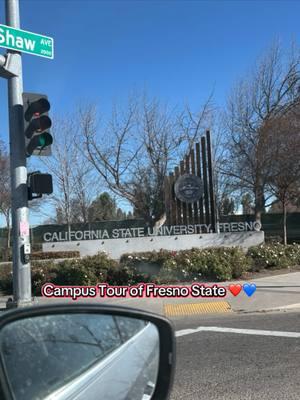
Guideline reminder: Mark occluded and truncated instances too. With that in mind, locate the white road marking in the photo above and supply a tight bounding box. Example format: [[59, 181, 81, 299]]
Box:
[[176, 326, 300, 338], [263, 303, 300, 311]]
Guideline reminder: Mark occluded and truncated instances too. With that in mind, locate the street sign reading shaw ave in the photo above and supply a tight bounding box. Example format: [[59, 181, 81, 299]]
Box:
[[0, 24, 53, 59]]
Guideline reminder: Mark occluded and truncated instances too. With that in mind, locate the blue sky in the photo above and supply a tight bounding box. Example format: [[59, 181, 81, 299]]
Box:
[[0, 0, 299, 225]]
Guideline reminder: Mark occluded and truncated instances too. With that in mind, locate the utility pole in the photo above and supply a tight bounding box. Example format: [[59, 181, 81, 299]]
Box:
[[5, 0, 32, 307]]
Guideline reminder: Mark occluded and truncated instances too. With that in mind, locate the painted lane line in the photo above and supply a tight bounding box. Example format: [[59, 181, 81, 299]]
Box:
[[175, 326, 300, 338], [257, 286, 300, 288]]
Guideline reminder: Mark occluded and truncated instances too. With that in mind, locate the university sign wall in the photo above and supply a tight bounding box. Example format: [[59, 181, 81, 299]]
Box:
[[41, 130, 263, 257], [43, 221, 262, 243]]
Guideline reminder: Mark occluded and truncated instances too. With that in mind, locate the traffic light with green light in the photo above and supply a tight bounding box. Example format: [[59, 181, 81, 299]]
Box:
[[22, 93, 53, 156]]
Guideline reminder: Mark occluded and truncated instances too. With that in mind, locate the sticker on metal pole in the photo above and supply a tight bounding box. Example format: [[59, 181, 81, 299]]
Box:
[[0, 24, 54, 59], [20, 221, 29, 237]]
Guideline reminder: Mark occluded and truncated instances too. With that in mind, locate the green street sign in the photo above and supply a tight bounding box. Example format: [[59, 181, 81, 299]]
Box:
[[0, 24, 54, 59]]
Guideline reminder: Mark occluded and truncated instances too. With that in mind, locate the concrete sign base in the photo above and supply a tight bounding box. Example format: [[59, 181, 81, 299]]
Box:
[[43, 231, 265, 260]]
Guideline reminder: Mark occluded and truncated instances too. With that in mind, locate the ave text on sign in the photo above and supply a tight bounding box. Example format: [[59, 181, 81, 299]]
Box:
[[0, 24, 54, 59]]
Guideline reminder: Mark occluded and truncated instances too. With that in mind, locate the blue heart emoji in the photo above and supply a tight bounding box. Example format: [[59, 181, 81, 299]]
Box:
[[243, 283, 256, 297]]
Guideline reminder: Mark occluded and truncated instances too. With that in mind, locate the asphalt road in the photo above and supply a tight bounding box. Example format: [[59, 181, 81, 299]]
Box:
[[170, 311, 300, 400]]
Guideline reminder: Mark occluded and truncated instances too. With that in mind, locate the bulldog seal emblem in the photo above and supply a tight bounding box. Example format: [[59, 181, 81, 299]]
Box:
[[174, 174, 204, 203]]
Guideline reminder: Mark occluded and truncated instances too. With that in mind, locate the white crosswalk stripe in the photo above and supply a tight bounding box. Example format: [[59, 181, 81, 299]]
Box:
[[176, 326, 300, 338]]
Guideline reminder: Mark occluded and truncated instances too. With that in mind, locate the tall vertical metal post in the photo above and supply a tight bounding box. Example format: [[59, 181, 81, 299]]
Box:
[[6, 0, 32, 307], [201, 137, 210, 226], [206, 130, 217, 233]]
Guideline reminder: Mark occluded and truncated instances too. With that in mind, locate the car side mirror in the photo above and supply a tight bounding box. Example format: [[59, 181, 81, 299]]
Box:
[[0, 304, 175, 400]]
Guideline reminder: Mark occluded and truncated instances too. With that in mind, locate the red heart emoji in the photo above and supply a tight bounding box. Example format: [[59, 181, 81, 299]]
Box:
[[228, 284, 242, 296]]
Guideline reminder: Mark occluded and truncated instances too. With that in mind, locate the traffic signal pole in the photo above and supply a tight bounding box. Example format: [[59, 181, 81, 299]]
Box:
[[5, 0, 32, 307]]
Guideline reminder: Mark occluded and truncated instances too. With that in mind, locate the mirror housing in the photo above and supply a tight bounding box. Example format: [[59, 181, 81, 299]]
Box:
[[0, 304, 175, 400]]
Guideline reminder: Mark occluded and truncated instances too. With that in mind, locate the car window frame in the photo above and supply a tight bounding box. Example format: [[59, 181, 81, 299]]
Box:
[[0, 304, 175, 400]]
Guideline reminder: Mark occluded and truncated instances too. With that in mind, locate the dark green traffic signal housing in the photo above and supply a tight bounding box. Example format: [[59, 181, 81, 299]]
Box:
[[24, 115, 51, 138], [22, 93, 53, 156], [26, 133, 53, 157], [24, 98, 50, 121]]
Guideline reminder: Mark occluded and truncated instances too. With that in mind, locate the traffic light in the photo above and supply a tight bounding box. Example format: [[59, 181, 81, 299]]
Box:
[[22, 92, 53, 156]]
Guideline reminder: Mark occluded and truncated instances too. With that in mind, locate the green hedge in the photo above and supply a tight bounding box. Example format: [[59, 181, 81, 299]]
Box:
[[1, 250, 80, 262], [0, 253, 152, 296], [31, 251, 80, 260], [247, 243, 300, 271], [1, 244, 299, 295], [121, 247, 250, 282]]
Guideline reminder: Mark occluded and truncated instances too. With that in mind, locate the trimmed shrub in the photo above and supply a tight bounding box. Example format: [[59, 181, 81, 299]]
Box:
[[1, 244, 299, 296], [120, 249, 172, 266], [0, 261, 58, 296], [247, 243, 300, 271], [52, 252, 118, 286], [31, 251, 80, 260], [0, 252, 152, 296], [40, 252, 151, 292], [121, 250, 170, 270], [247, 243, 295, 271], [283, 243, 300, 265], [0, 249, 12, 262], [2, 250, 80, 262], [122, 247, 250, 282], [155, 267, 183, 284], [31, 262, 57, 295], [0, 263, 13, 294], [161, 247, 249, 281]]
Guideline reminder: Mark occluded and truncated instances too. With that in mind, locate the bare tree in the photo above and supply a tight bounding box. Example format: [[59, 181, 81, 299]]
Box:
[[81, 94, 212, 225], [0, 142, 11, 259], [222, 42, 300, 222], [177, 93, 214, 156], [209, 111, 236, 216], [241, 193, 254, 214], [88, 192, 127, 221], [264, 108, 300, 244], [42, 114, 98, 226]]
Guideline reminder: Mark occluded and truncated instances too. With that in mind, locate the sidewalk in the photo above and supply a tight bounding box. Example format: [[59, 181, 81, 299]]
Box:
[[1, 271, 300, 316]]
